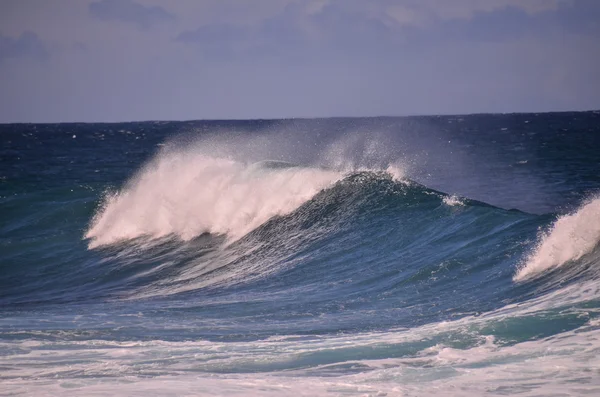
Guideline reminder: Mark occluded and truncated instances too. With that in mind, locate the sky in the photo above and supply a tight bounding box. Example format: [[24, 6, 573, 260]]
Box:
[[0, 0, 599, 122]]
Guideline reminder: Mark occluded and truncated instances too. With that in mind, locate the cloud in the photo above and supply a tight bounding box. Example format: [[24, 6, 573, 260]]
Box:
[[557, 0, 600, 35], [1, 0, 599, 122], [174, 2, 398, 59], [175, 24, 251, 59], [0, 31, 48, 62], [419, 0, 600, 43], [175, 0, 600, 61], [395, 0, 565, 24], [89, 0, 175, 29]]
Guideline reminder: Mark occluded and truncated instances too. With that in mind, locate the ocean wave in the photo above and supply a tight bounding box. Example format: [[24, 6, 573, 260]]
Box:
[[84, 136, 412, 249], [514, 196, 600, 281], [85, 152, 342, 248]]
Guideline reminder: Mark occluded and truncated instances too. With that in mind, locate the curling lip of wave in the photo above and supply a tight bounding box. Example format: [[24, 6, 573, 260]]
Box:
[[514, 197, 600, 281], [85, 153, 345, 248], [84, 132, 411, 249]]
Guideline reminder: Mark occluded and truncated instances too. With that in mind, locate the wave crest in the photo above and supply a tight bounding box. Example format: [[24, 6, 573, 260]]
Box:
[[514, 197, 600, 281], [85, 150, 342, 248]]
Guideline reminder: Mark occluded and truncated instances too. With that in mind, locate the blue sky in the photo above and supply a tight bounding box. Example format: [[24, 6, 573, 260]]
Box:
[[1, 0, 599, 122]]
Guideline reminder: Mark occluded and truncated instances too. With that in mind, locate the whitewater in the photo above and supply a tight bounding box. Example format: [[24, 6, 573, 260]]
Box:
[[1, 113, 600, 396]]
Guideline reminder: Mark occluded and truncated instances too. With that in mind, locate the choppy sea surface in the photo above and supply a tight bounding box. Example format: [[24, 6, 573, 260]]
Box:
[[2, 112, 600, 396]]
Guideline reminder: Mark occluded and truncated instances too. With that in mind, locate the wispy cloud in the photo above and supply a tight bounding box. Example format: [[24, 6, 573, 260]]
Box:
[[174, 0, 600, 59], [0, 31, 48, 63], [89, 0, 175, 29]]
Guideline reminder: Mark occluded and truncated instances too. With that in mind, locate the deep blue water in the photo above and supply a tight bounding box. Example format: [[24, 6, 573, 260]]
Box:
[[1, 112, 600, 396]]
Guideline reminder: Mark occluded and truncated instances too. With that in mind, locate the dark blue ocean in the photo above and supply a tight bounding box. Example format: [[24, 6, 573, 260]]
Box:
[[2, 112, 600, 396]]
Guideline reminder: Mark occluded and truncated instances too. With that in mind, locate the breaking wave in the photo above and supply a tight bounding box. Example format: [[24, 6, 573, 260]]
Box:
[[515, 196, 600, 281]]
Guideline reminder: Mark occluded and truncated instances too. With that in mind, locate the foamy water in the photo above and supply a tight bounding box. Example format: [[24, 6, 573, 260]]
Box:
[[3, 288, 600, 396], [515, 197, 600, 281], [86, 151, 342, 248], [443, 195, 465, 207], [85, 137, 410, 249]]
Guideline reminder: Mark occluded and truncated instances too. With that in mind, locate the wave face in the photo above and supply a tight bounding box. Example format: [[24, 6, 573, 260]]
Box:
[[2, 113, 600, 396]]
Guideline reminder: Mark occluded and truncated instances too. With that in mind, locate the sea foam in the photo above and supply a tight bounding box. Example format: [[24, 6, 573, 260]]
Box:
[[85, 149, 341, 248], [515, 197, 600, 281]]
